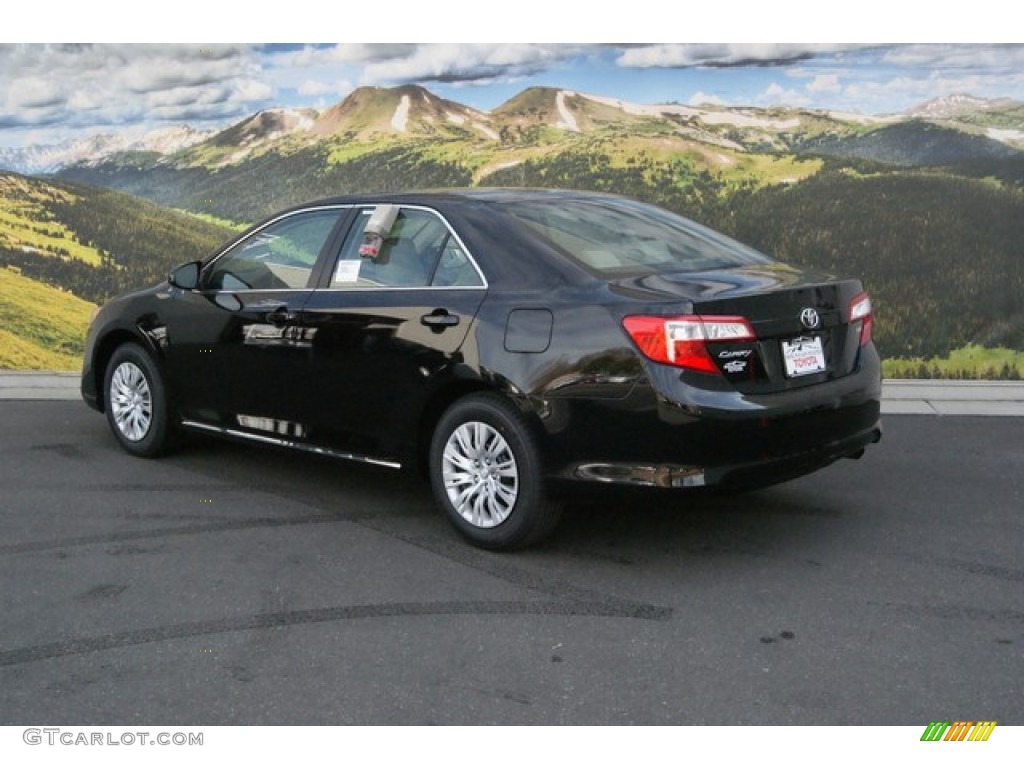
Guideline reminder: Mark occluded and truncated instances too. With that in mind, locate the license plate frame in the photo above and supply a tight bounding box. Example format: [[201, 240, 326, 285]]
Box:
[[781, 335, 827, 377]]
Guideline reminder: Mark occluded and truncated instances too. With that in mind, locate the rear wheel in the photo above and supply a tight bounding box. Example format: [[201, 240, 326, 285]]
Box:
[[429, 393, 561, 550], [104, 343, 175, 457]]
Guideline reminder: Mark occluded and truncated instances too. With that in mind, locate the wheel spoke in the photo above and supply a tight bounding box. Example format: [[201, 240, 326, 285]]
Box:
[[471, 490, 487, 527], [494, 482, 517, 506], [493, 460, 516, 477], [451, 481, 479, 511], [444, 469, 475, 487], [453, 426, 474, 457], [484, 431, 503, 455], [445, 451, 476, 472]]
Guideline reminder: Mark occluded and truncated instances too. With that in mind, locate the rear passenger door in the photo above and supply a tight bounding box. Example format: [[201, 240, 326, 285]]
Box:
[[300, 205, 487, 460]]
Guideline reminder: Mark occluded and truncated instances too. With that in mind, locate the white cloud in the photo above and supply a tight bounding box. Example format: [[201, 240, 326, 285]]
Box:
[[759, 82, 810, 106], [880, 44, 1024, 70], [297, 79, 334, 96], [6, 77, 64, 110], [234, 80, 274, 102], [617, 44, 868, 69], [282, 71, 353, 101], [67, 90, 101, 112], [840, 70, 1024, 112], [272, 44, 417, 69], [0, 44, 272, 133], [807, 74, 841, 93], [358, 44, 586, 85], [260, 43, 586, 96]]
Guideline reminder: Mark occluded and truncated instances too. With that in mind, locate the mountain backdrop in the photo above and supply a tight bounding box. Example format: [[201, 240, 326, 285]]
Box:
[[2, 84, 1023, 376]]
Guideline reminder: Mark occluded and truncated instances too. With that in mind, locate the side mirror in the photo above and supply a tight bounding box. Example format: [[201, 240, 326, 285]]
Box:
[[169, 261, 201, 290]]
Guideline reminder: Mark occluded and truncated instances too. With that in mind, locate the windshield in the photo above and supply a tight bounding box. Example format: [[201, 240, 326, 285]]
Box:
[[499, 197, 772, 275]]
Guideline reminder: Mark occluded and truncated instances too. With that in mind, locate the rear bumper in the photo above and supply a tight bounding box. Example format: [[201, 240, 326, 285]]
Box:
[[560, 410, 881, 489], [544, 353, 883, 489]]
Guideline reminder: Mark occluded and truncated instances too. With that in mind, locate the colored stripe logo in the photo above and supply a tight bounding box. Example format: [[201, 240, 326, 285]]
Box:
[[920, 721, 996, 741]]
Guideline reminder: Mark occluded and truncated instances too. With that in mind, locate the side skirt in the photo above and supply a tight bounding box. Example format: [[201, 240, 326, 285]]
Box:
[[179, 419, 403, 470]]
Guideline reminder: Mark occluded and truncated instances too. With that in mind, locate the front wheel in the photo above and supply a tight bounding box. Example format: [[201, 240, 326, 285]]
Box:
[[429, 393, 562, 550], [103, 343, 175, 458]]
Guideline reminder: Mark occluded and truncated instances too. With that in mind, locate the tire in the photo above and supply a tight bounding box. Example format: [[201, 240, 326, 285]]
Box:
[[103, 342, 175, 458], [429, 392, 562, 551]]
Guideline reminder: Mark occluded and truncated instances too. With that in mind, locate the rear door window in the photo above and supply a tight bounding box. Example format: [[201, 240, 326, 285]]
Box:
[[328, 207, 484, 289]]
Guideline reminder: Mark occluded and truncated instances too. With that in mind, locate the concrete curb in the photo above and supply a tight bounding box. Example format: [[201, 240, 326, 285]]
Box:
[[3, 372, 1024, 416], [0, 372, 81, 401], [881, 380, 1024, 416]]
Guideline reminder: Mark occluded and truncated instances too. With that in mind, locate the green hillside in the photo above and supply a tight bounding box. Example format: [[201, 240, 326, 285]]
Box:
[[0, 266, 94, 369], [0, 172, 236, 370], [0, 171, 234, 305], [798, 121, 1022, 166], [703, 168, 1024, 359], [0, 174, 108, 265]]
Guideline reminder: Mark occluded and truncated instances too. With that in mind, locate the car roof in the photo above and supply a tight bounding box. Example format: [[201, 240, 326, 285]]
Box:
[[294, 187, 631, 211]]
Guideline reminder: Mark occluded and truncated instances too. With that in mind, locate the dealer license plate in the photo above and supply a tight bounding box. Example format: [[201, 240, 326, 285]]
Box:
[[781, 336, 826, 377]]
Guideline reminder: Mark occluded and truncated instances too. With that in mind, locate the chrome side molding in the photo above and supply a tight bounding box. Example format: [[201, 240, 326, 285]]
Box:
[[180, 419, 402, 469]]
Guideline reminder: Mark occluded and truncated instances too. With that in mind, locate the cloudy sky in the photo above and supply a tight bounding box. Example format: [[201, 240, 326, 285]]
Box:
[[2, 42, 1023, 148]]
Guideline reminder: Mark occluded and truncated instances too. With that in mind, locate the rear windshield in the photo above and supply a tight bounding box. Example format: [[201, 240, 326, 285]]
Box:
[[499, 197, 772, 275]]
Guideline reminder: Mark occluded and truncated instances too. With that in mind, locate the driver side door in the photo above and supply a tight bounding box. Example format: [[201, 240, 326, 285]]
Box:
[[162, 206, 349, 433]]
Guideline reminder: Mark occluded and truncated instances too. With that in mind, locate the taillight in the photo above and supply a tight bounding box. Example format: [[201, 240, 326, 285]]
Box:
[[848, 292, 872, 347], [623, 315, 755, 374]]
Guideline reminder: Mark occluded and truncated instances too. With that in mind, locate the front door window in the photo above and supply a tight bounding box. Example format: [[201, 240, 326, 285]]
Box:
[[208, 209, 341, 291]]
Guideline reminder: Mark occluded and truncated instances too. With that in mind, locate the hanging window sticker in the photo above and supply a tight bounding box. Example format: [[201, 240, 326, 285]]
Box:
[[334, 259, 362, 283]]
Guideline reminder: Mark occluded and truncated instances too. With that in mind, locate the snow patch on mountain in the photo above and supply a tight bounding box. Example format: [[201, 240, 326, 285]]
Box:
[[987, 127, 1024, 144], [474, 122, 499, 141], [555, 91, 579, 132], [584, 93, 700, 119], [391, 94, 411, 132], [699, 111, 800, 129], [826, 110, 893, 126], [581, 91, 799, 129], [278, 109, 315, 132]]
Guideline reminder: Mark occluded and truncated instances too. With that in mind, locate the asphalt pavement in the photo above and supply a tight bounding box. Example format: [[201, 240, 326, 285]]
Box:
[[0, 394, 1021, 725]]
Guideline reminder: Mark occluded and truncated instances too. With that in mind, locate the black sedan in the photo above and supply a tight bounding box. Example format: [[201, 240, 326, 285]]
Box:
[[82, 189, 882, 549]]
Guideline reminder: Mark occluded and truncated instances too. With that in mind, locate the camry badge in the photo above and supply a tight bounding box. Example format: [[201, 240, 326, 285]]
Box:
[[799, 307, 821, 329]]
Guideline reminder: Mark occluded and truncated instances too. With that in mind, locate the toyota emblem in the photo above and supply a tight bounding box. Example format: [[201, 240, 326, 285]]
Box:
[[799, 307, 821, 329]]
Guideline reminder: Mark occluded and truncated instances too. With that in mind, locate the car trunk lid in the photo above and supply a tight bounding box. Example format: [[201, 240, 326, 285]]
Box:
[[612, 265, 871, 394]]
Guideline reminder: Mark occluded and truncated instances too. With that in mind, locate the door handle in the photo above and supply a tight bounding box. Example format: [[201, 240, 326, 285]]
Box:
[[421, 309, 460, 331], [265, 305, 298, 327]]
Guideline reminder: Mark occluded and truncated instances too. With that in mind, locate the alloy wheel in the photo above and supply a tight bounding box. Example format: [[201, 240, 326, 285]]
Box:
[[441, 421, 519, 528], [108, 361, 153, 442]]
